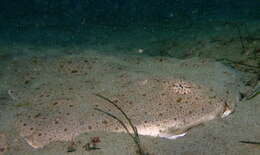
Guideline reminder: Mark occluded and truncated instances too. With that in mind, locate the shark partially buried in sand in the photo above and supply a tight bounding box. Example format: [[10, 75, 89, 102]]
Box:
[[10, 56, 240, 148], [15, 77, 236, 148]]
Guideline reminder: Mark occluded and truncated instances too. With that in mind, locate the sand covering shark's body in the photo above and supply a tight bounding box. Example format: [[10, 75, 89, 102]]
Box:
[[7, 55, 240, 148]]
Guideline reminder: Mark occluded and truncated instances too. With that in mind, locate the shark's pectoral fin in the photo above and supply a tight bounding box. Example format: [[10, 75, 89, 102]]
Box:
[[158, 128, 187, 139]]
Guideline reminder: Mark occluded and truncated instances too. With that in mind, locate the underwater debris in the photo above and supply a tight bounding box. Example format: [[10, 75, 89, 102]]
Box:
[[94, 93, 148, 155], [240, 141, 260, 145], [82, 143, 101, 151], [67, 142, 77, 153], [244, 86, 260, 100], [82, 137, 101, 151], [217, 58, 259, 74]]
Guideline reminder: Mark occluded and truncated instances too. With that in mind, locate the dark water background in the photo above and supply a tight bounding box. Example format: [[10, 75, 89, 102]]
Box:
[[0, 0, 259, 60], [1, 0, 259, 26]]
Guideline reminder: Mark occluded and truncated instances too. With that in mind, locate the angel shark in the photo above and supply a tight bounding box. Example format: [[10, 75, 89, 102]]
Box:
[[16, 77, 235, 148], [9, 55, 240, 148]]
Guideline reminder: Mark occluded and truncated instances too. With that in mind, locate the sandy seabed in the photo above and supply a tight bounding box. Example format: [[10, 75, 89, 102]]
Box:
[[0, 17, 259, 155]]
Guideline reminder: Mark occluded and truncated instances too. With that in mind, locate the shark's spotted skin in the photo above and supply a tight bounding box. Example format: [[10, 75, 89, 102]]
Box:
[[97, 78, 230, 138]]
